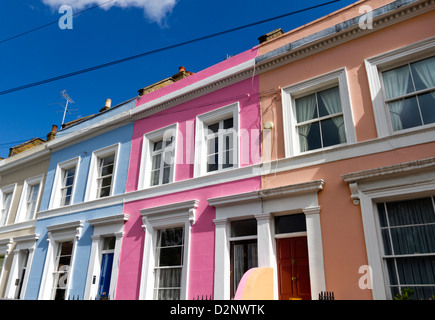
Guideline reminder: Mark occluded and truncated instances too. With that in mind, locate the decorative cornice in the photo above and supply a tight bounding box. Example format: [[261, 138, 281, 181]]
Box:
[[342, 157, 435, 183], [208, 180, 324, 207], [342, 157, 435, 205], [255, 0, 433, 74], [88, 214, 129, 227], [141, 199, 199, 227]]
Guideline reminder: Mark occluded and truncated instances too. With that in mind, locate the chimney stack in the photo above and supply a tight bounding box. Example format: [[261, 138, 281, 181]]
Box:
[[99, 99, 112, 112], [258, 28, 284, 44], [46, 124, 58, 141]]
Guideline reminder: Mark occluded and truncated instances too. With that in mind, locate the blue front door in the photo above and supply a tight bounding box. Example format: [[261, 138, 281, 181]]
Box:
[[97, 253, 114, 300]]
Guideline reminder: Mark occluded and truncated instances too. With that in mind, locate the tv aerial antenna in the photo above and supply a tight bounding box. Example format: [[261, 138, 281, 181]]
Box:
[[59, 90, 77, 126]]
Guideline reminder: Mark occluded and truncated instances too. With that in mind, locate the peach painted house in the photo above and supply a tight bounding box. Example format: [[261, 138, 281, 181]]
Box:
[[115, 48, 263, 300], [227, 0, 433, 300]]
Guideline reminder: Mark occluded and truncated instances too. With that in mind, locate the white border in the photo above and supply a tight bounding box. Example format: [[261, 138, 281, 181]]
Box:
[[15, 174, 44, 223], [0, 184, 17, 226], [49, 157, 80, 209], [139, 200, 198, 300], [365, 36, 435, 138], [138, 123, 178, 190], [282, 67, 356, 158], [85, 143, 120, 202], [194, 102, 240, 177]]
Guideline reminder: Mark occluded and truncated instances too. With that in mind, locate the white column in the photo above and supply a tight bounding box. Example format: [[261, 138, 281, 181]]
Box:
[[213, 218, 230, 300], [255, 213, 275, 268], [303, 206, 326, 300]]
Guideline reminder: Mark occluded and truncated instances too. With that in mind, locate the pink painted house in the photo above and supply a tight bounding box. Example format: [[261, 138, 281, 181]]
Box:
[[115, 47, 264, 299]]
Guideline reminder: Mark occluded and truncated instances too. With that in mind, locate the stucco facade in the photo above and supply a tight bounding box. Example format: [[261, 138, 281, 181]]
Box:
[[253, 0, 435, 300]]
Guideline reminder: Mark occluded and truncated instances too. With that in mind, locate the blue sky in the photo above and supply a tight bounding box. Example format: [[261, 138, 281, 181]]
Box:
[[0, 0, 357, 158]]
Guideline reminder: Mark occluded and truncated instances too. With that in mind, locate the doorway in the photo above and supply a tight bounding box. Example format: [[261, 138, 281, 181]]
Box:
[[276, 237, 311, 300]]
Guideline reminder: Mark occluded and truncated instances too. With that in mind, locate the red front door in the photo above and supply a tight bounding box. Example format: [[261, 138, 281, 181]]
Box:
[[277, 237, 311, 300]]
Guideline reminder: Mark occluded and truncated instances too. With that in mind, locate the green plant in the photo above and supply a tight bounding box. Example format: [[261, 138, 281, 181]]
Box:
[[394, 288, 414, 300]]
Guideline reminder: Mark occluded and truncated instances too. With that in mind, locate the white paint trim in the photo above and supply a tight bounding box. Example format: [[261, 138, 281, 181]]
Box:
[[138, 123, 178, 190], [194, 102, 240, 177], [37, 162, 261, 221], [364, 36, 435, 138], [139, 200, 198, 300], [38, 220, 84, 300], [4, 234, 39, 300], [15, 174, 44, 223], [0, 183, 17, 227], [282, 68, 357, 158], [85, 143, 120, 202], [84, 214, 128, 300], [49, 157, 80, 210], [209, 180, 325, 300]]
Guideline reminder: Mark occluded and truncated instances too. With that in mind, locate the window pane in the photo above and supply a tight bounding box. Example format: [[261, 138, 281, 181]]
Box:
[[103, 237, 116, 250], [275, 214, 307, 234], [418, 92, 435, 125], [223, 118, 233, 129], [101, 155, 114, 167], [295, 93, 317, 123], [101, 163, 114, 177], [389, 96, 422, 131], [410, 56, 435, 91], [157, 247, 183, 266], [153, 140, 163, 151], [159, 228, 184, 247], [162, 166, 171, 184], [382, 65, 414, 100], [317, 86, 341, 117], [207, 155, 218, 172], [298, 121, 321, 152], [208, 123, 219, 133], [207, 137, 218, 155], [223, 150, 234, 169], [152, 154, 161, 170], [321, 116, 344, 147], [150, 170, 160, 186], [231, 219, 257, 237]]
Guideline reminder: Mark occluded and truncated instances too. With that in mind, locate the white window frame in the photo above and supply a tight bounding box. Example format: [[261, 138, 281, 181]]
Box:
[[84, 214, 128, 300], [4, 234, 38, 300], [139, 199, 198, 300], [365, 37, 435, 138], [194, 103, 239, 177], [85, 143, 120, 201], [15, 174, 44, 223], [282, 68, 356, 158], [342, 157, 435, 299], [49, 157, 80, 209], [0, 238, 13, 293], [38, 220, 83, 300], [138, 123, 178, 190], [0, 184, 17, 227]]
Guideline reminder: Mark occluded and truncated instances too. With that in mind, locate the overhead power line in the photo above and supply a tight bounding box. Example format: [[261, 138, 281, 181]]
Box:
[[0, 0, 341, 96], [0, 0, 117, 45]]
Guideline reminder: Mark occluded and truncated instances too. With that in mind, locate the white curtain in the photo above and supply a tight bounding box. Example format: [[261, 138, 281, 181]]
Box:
[[295, 94, 316, 152], [383, 65, 411, 131], [412, 56, 435, 99], [319, 87, 346, 143]]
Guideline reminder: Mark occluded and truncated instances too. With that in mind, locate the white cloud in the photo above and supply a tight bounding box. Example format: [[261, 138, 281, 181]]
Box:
[[42, 0, 178, 24]]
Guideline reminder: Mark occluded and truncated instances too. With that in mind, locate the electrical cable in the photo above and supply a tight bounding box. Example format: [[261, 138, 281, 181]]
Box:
[[0, 0, 341, 96]]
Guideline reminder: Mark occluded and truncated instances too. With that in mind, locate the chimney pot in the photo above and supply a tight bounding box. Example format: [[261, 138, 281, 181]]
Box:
[[46, 124, 58, 141], [179, 66, 185, 73], [99, 99, 112, 112]]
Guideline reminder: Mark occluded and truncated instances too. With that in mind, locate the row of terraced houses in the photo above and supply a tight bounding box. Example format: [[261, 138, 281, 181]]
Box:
[[0, 0, 434, 300]]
